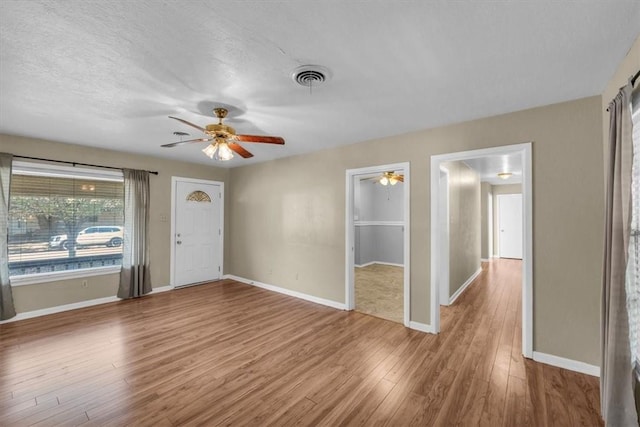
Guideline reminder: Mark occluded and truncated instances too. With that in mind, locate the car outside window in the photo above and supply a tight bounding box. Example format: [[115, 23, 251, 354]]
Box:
[[8, 162, 124, 281]]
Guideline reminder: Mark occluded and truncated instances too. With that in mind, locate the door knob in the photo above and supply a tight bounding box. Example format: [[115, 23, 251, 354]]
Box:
[[177, 240, 182, 245]]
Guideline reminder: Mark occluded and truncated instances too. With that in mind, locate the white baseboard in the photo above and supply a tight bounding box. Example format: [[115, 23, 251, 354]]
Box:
[[0, 295, 120, 324], [150, 285, 173, 294], [408, 321, 436, 334], [374, 261, 404, 268], [532, 351, 600, 377], [449, 267, 482, 305], [355, 261, 375, 268], [355, 261, 404, 268], [223, 274, 347, 311], [1, 284, 173, 324], [481, 258, 491, 262]]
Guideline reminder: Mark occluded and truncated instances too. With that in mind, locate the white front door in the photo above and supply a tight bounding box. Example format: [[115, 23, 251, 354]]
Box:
[[173, 179, 223, 287], [498, 193, 523, 259]]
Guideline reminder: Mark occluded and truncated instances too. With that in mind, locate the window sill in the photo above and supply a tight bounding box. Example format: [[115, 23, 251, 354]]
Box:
[[10, 266, 121, 287]]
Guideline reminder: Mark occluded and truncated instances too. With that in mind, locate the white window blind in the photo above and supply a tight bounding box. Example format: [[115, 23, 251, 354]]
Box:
[[8, 162, 124, 280], [629, 87, 640, 368]]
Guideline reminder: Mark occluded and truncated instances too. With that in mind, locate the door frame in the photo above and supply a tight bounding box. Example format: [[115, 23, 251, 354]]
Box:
[[497, 193, 523, 259], [430, 142, 533, 358], [345, 162, 411, 326], [438, 167, 450, 305], [170, 176, 225, 289]]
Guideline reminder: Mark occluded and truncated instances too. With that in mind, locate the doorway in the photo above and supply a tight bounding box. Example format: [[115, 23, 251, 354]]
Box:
[[346, 163, 410, 326], [171, 177, 224, 288], [497, 194, 523, 259], [430, 143, 533, 358]]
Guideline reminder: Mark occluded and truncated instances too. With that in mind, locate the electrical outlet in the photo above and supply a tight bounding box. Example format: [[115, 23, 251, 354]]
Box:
[[81, 280, 88, 288]]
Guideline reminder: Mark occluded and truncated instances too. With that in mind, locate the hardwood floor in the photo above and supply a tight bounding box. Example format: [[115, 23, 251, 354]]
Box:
[[0, 259, 603, 426]]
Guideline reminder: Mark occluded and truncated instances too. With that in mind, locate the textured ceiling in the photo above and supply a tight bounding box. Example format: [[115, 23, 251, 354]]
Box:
[[464, 154, 522, 186], [1, 1, 638, 168]]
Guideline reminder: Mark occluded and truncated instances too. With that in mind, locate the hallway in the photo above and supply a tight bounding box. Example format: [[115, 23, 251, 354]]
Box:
[[437, 258, 602, 426]]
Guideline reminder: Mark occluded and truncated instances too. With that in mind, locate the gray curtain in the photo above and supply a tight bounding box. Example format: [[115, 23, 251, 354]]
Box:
[[118, 169, 152, 299], [601, 82, 637, 426], [0, 153, 16, 320]]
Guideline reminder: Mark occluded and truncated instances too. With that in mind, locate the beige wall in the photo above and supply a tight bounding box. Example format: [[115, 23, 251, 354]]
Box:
[[229, 95, 604, 365], [492, 184, 522, 257], [1, 134, 228, 313], [442, 161, 481, 298], [480, 182, 492, 260]]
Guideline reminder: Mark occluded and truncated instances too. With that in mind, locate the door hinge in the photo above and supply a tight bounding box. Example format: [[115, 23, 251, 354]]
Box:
[[219, 229, 221, 235], [218, 266, 220, 272], [219, 193, 221, 198]]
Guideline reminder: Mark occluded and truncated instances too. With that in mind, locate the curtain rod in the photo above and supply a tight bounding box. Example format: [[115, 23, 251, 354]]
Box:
[[605, 69, 639, 112], [13, 155, 159, 175]]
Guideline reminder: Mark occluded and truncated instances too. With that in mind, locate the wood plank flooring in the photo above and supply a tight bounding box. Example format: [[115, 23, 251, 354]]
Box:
[[0, 259, 603, 426]]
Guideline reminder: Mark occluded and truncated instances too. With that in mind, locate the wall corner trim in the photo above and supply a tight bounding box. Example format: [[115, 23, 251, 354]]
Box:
[[532, 351, 600, 377], [449, 267, 483, 305], [408, 321, 436, 334], [223, 274, 347, 311]]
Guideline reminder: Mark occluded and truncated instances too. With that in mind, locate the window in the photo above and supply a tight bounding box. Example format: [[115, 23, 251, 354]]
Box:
[[629, 87, 640, 371], [8, 162, 124, 284]]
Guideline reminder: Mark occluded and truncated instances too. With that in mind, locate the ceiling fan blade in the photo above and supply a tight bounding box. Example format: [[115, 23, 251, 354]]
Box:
[[228, 143, 254, 158], [235, 134, 285, 145], [169, 116, 207, 133], [396, 176, 405, 182], [161, 138, 211, 148]]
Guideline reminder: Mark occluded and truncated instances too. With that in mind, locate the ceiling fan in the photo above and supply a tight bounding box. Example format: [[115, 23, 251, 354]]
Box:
[[365, 171, 404, 186], [162, 108, 285, 161]]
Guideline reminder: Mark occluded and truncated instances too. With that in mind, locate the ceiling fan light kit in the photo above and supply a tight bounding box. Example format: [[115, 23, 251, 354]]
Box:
[[365, 171, 404, 186], [202, 143, 217, 158], [163, 107, 285, 162], [379, 176, 400, 186]]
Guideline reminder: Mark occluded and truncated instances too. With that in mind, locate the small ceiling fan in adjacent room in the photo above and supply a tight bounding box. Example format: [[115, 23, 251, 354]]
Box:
[[162, 108, 285, 161], [365, 171, 404, 186]]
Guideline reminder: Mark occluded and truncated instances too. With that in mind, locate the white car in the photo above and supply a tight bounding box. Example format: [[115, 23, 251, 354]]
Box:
[[49, 226, 123, 250]]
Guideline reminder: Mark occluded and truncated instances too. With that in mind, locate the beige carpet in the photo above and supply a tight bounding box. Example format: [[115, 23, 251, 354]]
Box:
[[355, 263, 404, 323]]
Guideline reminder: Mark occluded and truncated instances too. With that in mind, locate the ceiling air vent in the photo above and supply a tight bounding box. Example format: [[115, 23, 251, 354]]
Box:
[[292, 65, 332, 88]]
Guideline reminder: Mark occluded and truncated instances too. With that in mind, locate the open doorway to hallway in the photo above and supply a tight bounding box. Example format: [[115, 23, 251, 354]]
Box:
[[346, 163, 410, 326], [430, 143, 532, 358]]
